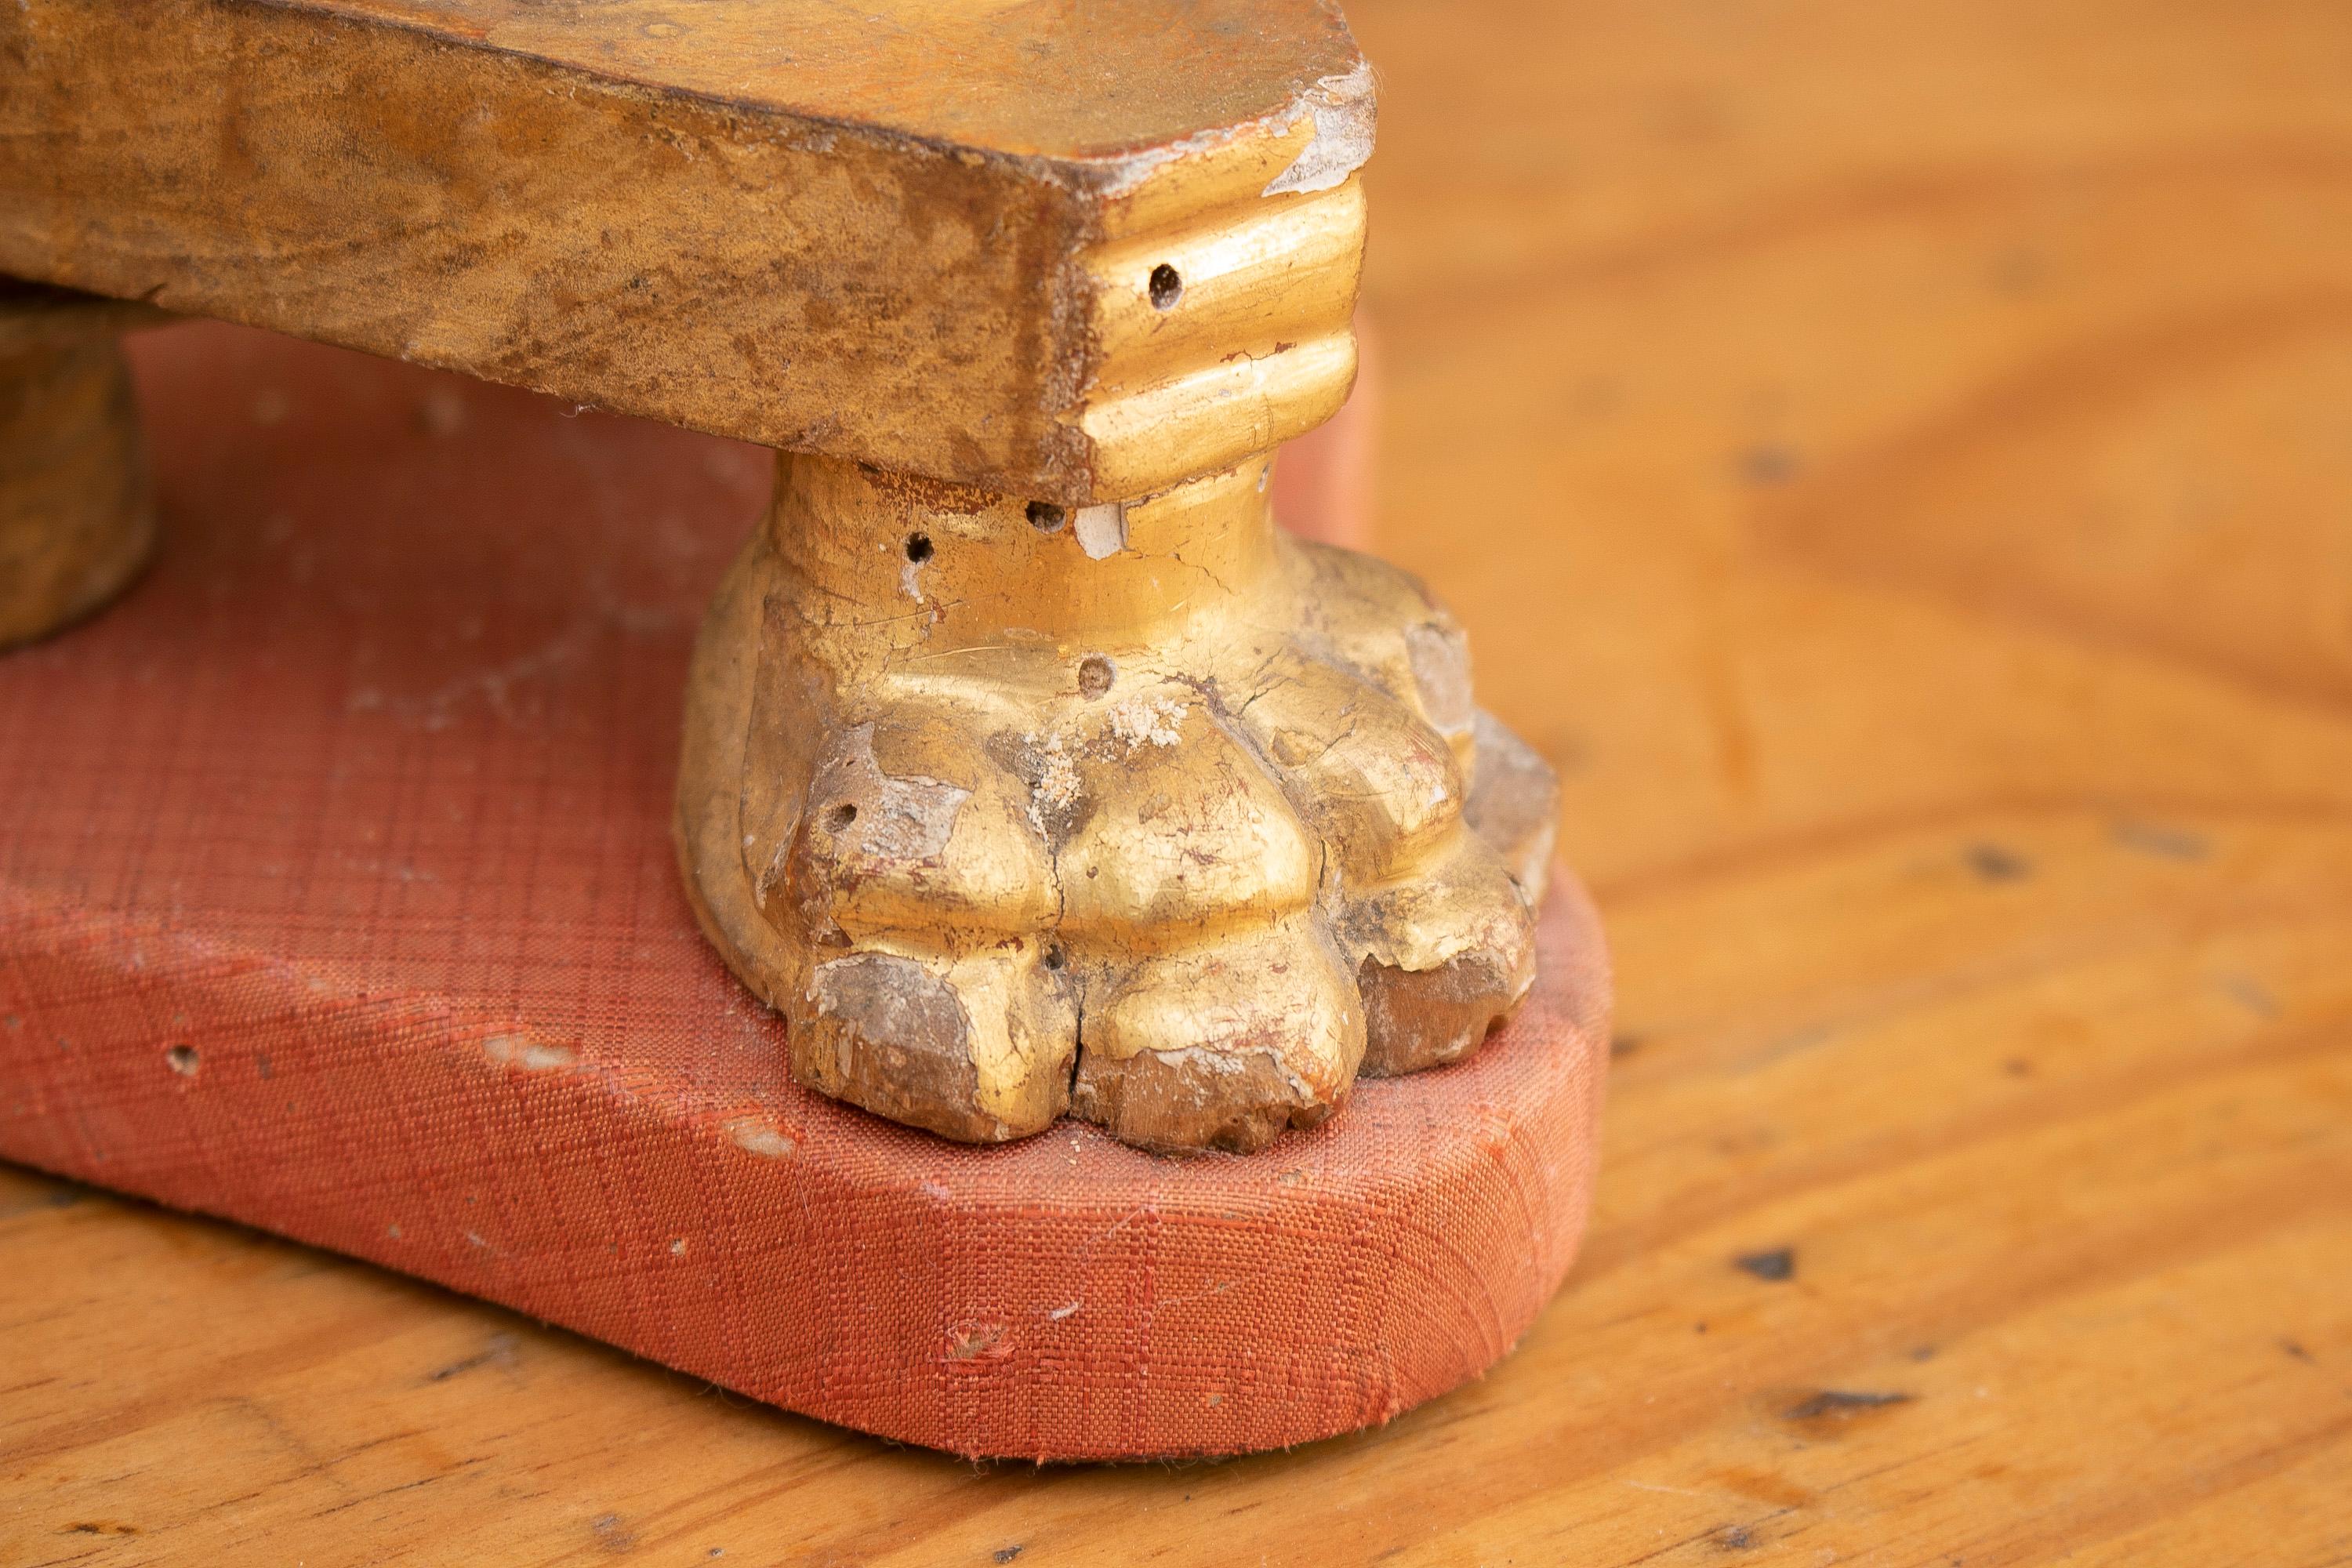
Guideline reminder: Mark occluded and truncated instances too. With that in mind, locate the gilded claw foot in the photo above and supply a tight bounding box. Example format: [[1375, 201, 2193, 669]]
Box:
[[676, 451, 1558, 1153]]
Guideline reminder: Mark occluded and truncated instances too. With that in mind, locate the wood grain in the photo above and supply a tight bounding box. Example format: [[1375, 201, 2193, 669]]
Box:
[[7, 0, 2352, 1560]]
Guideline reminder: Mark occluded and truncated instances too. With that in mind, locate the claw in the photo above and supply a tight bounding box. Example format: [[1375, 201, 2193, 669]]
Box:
[[1463, 708, 1560, 910], [1233, 649, 1464, 883], [679, 454, 1560, 1152], [1341, 827, 1537, 1076], [792, 943, 1076, 1141], [1053, 684, 1317, 936], [1071, 917, 1364, 1152]]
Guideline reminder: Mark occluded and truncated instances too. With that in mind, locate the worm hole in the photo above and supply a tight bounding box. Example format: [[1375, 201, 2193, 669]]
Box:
[[1149, 263, 1183, 310]]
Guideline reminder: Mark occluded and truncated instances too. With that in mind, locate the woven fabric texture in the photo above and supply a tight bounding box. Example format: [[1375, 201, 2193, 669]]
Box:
[[0, 325, 1610, 1461]]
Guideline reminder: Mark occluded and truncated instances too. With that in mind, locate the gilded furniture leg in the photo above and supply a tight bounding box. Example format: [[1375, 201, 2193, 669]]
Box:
[[0, 285, 157, 650], [2, 0, 1569, 1155], [676, 452, 1560, 1153]]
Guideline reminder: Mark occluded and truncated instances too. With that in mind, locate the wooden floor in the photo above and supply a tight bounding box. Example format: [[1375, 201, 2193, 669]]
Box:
[[9, 0, 2352, 1561]]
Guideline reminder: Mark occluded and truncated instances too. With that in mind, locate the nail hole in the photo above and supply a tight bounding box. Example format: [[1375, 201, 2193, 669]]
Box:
[[904, 532, 933, 564], [1042, 943, 1066, 972], [1026, 500, 1067, 532], [1148, 263, 1182, 310], [165, 1044, 199, 1077], [1077, 655, 1116, 699], [826, 803, 858, 832]]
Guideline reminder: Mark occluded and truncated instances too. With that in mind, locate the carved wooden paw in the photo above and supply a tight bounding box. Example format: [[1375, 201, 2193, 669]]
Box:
[[677, 452, 1556, 1152]]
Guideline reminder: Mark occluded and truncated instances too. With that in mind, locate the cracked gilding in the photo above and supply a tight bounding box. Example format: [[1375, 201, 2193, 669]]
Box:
[[675, 452, 1557, 1154]]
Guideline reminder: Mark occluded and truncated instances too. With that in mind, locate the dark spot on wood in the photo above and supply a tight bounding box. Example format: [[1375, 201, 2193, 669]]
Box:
[[1740, 445, 1799, 485], [1735, 1247, 1795, 1282], [592, 1513, 638, 1555], [1908, 1344, 1937, 1361], [63, 1522, 141, 1537], [1783, 1388, 1914, 1436], [425, 1331, 517, 1384], [2219, 974, 2280, 1019], [2110, 817, 2209, 861], [2281, 1337, 2314, 1363], [1610, 1031, 1643, 1058], [1786, 1388, 1911, 1418], [1965, 842, 2031, 881], [1988, 247, 2045, 295], [996, 1548, 1025, 1564], [1694, 1320, 1708, 1334], [1714, 1524, 1756, 1551], [2003, 1058, 2033, 1078]]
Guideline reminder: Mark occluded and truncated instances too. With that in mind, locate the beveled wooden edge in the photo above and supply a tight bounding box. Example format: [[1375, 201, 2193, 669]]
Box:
[[1, 1, 1373, 501]]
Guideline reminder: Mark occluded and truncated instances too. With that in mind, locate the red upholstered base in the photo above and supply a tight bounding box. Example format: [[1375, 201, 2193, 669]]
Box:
[[0, 325, 1610, 1461]]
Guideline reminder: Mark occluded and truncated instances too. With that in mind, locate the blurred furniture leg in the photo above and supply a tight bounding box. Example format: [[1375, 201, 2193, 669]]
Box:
[[0, 285, 158, 649]]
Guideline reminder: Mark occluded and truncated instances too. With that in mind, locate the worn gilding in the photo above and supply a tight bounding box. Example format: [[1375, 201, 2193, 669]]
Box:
[[0, 0, 1371, 502], [676, 454, 1558, 1152]]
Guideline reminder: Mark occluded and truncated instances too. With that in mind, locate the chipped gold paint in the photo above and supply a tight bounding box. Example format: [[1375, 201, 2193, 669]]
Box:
[[676, 452, 1557, 1152], [0, 1, 1555, 1149], [1, 0, 1370, 503]]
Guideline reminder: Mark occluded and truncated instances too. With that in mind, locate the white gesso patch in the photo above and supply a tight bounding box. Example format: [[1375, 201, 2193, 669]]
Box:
[[1107, 691, 1187, 750], [1262, 61, 1378, 197], [863, 771, 973, 861], [1073, 503, 1128, 559], [816, 724, 972, 862], [1025, 730, 1082, 838]]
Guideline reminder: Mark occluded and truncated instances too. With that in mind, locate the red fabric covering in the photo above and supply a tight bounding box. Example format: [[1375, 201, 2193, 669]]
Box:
[[0, 325, 1608, 1460]]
